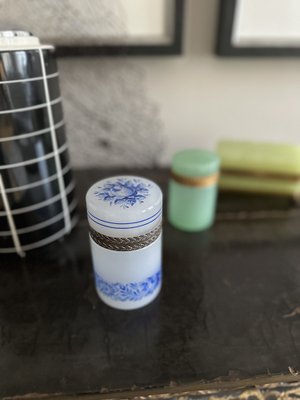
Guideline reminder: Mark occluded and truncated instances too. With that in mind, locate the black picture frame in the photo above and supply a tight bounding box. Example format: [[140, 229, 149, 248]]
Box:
[[216, 0, 300, 57], [56, 0, 184, 57]]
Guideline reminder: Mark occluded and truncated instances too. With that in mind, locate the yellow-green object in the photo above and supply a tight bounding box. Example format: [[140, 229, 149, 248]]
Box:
[[218, 140, 300, 197], [168, 149, 220, 232]]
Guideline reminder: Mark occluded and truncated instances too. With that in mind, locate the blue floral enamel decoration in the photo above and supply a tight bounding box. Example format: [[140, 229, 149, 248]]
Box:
[[95, 270, 161, 302], [94, 178, 151, 208]]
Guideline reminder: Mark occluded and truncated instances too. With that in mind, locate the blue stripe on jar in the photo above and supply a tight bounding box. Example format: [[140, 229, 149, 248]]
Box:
[[87, 209, 162, 230], [88, 207, 162, 225]]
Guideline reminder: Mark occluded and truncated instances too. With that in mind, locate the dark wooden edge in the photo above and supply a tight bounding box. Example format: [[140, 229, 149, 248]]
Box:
[[216, 0, 300, 57], [4, 374, 300, 400], [56, 0, 184, 57]]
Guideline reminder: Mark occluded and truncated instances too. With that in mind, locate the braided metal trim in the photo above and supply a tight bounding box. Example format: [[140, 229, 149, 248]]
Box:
[[89, 223, 162, 252]]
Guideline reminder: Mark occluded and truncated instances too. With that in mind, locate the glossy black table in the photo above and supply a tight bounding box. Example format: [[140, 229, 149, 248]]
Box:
[[1, 169, 300, 399]]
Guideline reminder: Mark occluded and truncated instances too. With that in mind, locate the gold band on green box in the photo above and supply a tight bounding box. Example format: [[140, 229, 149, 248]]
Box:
[[171, 171, 219, 188]]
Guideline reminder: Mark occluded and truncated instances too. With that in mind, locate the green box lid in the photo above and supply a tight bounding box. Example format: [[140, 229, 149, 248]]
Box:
[[218, 140, 300, 175], [171, 149, 220, 178]]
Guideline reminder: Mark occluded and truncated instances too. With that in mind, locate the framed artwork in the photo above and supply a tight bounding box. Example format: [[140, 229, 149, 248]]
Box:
[[216, 0, 300, 56], [0, 0, 184, 56]]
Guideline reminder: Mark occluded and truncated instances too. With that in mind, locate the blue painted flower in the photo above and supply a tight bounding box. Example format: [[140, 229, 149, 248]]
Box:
[[94, 178, 151, 208]]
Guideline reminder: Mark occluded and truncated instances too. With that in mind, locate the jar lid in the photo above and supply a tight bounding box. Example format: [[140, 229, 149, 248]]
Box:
[[0, 30, 40, 47], [171, 149, 220, 178], [86, 176, 163, 238]]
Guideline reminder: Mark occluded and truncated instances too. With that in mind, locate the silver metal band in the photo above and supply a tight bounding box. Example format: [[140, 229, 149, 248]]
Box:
[[89, 223, 162, 252]]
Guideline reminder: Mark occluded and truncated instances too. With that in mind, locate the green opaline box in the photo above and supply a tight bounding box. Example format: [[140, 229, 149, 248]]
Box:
[[168, 149, 220, 232], [218, 140, 300, 197]]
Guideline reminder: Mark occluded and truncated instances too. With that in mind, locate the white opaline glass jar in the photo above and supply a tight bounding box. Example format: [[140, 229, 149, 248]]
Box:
[[86, 176, 163, 310]]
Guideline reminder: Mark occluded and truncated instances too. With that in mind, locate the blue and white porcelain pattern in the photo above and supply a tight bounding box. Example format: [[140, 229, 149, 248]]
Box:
[[94, 177, 151, 208], [90, 232, 162, 310], [87, 175, 163, 310], [86, 175, 162, 238], [95, 270, 161, 302]]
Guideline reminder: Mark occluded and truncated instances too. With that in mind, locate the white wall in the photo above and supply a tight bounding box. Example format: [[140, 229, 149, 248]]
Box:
[[57, 0, 300, 168], [137, 0, 300, 165]]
